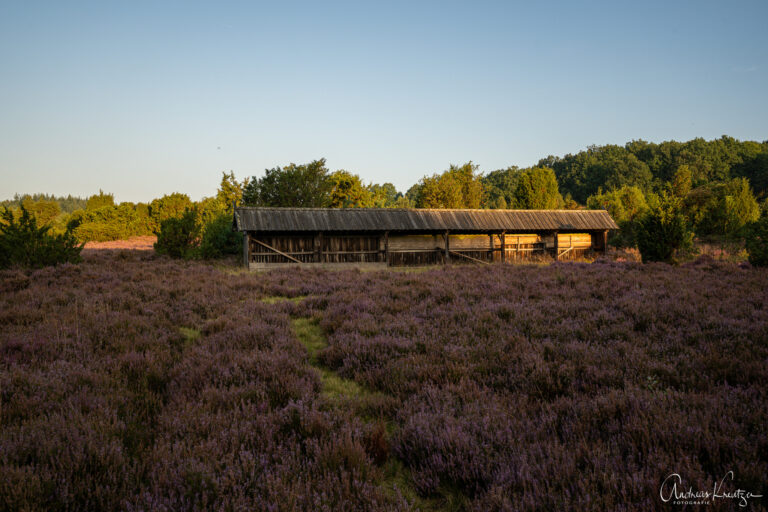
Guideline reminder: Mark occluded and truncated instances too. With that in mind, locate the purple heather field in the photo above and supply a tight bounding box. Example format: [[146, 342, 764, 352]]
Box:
[[1, 251, 767, 511]]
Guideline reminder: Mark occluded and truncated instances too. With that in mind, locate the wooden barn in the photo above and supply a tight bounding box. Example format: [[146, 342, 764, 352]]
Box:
[[233, 207, 618, 269]]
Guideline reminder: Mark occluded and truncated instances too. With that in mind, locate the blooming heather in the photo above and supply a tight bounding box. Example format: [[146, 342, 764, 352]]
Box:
[[1, 251, 766, 510]]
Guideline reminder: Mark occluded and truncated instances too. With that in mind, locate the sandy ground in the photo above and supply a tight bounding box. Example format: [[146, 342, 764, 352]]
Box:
[[83, 236, 156, 250]]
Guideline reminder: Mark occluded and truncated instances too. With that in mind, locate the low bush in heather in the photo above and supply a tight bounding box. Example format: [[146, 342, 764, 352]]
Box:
[[153, 209, 200, 259], [0, 206, 83, 269], [745, 215, 768, 266], [1, 253, 766, 510]]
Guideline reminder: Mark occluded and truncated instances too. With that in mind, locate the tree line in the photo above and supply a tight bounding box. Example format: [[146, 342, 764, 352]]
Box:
[[3, 135, 768, 265]]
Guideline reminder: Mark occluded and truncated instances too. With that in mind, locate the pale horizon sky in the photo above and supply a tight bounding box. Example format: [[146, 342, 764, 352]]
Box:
[[1, 0, 767, 203]]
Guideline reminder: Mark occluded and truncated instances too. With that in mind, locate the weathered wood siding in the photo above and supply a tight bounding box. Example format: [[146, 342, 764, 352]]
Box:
[[249, 234, 383, 264], [247, 231, 600, 267]]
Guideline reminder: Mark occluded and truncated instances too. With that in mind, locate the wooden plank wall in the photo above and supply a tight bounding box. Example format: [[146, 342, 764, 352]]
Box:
[[322, 236, 380, 263], [249, 232, 598, 265], [250, 235, 315, 264], [250, 235, 382, 264]]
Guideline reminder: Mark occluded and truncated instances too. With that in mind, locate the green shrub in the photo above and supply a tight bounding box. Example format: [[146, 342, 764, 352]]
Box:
[[696, 178, 760, 238], [635, 193, 694, 263], [150, 193, 194, 229], [0, 206, 83, 269], [745, 216, 768, 267], [586, 186, 649, 248], [67, 204, 154, 242], [86, 190, 115, 211], [154, 209, 199, 258], [199, 213, 241, 259]]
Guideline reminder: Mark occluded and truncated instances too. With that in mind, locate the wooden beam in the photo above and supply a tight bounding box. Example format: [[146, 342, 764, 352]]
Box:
[[449, 250, 490, 265], [501, 231, 506, 263], [252, 238, 303, 264], [318, 250, 380, 255], [602, 230, 608, 254], [444, 230, 450, 264]]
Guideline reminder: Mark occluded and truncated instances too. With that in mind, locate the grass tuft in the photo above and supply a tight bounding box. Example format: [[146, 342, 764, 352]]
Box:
[[260, 295, 307, 304], [178, 327, 201, 341]]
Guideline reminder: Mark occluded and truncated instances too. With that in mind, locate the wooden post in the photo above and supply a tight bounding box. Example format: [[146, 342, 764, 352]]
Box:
[[444, 231, 450, 264], [318, 232, 324, 262], [384, 231, 389, 265], [501, 232, 506, 263], [602, 230, 608, 254], [553, 231, 559, 261], [489, 233, 494, 263], [243, 232, 249, 268]]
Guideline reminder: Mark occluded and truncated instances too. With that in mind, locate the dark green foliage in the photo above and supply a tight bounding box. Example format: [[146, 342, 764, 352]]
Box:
[[154, 209, 199, 258], [329, 170, 375, 207], [216, 171, 249, 209], [86, 190, 115, 211], [134, 202, 153, 233], [540, 145, 652, 203], [150, 193, 194, 228], [745, 216, 768, 266], [733, 152, 768, 199], [586, 186, 649, 248], [513, 166, 563, 209], [404, 184, 421, 206], [543, 136, 768, 203], [414, 162, 484, 208], [0, 206, 82, 269], [199, 213, 242, 259], [20, 198, 60, 226], [695, 177, 760, 238], [368, 183, 399, 207], [243, 159, 332, 207], [242, 163, 404, 209], [68, 203, 154, 242], [635, 193, 694, 263], [0, 193, 87, 214], [481, 166, 520, 209]]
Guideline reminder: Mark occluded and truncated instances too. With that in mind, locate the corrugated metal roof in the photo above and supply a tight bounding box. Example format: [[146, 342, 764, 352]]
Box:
[[234, 207, 619, 232]]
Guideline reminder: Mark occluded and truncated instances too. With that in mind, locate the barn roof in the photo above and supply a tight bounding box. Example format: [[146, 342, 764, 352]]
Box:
[[234, 207, 618, 233]]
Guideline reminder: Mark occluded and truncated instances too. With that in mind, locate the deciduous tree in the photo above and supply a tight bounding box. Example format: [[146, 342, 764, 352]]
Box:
[[243, 159, 331, 207], [513, 167, 563, 209]]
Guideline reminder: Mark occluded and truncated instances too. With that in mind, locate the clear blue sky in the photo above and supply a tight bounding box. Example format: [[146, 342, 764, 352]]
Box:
[[1, 0, 767, 202]]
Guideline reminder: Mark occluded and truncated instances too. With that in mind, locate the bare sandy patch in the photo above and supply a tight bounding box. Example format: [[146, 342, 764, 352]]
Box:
[[83, 236, 156, 250]]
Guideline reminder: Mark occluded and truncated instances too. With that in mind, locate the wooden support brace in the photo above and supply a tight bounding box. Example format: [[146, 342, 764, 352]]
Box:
[[449, 250, 491, 265], [252, 238, 303, 264]]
